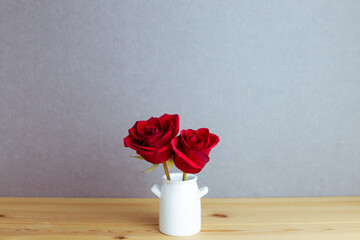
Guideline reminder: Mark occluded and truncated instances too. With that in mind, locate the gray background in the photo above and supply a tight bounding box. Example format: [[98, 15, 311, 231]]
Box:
[[1, 0, 359, 198]]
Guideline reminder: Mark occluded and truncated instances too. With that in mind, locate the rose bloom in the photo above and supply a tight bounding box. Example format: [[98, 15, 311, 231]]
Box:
[[124, 114, 179, 164], [171, 128, 219, 174]]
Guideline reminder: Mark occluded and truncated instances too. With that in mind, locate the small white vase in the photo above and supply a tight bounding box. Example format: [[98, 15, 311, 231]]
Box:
[[151, 173, 208, 236]]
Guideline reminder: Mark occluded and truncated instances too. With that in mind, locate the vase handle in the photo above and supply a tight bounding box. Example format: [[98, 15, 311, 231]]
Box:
[[198, 186, 208, 198], [151, 184, 161, 198]]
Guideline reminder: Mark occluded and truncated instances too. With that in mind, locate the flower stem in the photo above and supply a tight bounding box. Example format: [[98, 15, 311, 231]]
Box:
[[163, 162, 171, 180], [182, 172, 187, 181]]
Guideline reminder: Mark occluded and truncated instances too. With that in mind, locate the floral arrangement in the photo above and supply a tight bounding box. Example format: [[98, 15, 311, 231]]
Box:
[[124, 113, 219, 181]]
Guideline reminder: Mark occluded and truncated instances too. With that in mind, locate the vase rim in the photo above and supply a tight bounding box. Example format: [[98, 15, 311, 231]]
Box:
[[161, 173, 197, 184]]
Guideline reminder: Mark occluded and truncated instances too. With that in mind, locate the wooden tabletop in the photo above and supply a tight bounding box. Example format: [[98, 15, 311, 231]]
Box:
[[0, 197, 359, 239]]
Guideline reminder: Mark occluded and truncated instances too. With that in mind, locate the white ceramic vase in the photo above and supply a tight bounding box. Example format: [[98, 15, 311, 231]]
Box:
[[151, 173, 208, 236]]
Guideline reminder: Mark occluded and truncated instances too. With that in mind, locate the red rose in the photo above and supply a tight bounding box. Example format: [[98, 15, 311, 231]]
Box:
[[171, 128, 219, 174], [124, 114, 179, 164]]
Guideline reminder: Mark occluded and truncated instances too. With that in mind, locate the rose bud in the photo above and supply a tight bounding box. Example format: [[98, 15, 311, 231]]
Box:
[[124, 114, 179, 164], [171, 128, 219, 174]]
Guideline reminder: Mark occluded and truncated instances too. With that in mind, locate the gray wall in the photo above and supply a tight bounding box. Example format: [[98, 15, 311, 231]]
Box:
[[1, 0, 359, 198]]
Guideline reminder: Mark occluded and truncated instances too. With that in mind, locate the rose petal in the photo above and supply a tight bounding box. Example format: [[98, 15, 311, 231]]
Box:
[[129, 127, 141, 141], [135, 120, 148, 135], [190, 134, 204, 150], [124, 135, 134, 148], [196, 128, 210, 147], [171, 136, 209, 173], [136, 117, 160, 137], [171, 137, 201, 170], [149, 127, 173, 148], [173, 153, 202, 174], [183, 129, 196, 142], [159, 114, 179, 137], [124, 136, 152, 153], [136, 144, 173, 164], [181, 129, 204, 150], [141, 132, 164, 146], [131, 142, 158, 151], [202, 133, 220, 155], [182, 146, 209, 169]]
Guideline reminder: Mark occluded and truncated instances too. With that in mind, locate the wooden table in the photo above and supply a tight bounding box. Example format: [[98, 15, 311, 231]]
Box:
[[0, 197, 359, 239]]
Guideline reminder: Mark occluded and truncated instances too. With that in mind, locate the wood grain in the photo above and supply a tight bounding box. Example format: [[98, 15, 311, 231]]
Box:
[[0, 197, 359, 239]]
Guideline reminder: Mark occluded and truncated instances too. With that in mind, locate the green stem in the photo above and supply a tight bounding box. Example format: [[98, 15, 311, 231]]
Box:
[[163, 162, 171, 180], [182, 172, 187, 181]]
